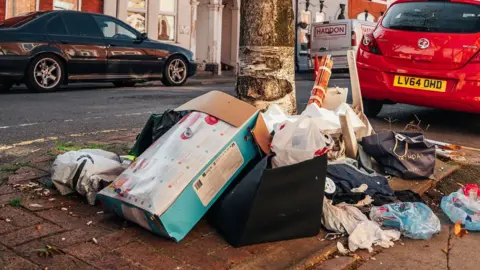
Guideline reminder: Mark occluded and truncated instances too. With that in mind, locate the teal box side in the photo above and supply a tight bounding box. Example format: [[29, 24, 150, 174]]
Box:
[[160, 112, 261, 242]]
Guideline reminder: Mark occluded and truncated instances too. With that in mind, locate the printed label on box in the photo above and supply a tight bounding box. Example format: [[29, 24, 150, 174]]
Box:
[[193, 142, 244, 206]]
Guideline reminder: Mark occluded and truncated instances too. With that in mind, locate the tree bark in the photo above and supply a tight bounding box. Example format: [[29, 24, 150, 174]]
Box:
[[236, 0, 297, 115]]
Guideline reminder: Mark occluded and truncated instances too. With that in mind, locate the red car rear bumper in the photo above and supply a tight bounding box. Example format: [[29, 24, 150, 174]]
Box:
[[357, 50, 480, 113]]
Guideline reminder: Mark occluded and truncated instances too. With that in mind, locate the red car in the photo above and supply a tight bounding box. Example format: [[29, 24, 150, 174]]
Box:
[[357, 0, 480, 117]]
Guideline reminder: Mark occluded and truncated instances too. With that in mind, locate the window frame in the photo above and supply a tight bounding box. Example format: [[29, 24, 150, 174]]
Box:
[[60, 13, 104, 38], [158, 0, 178, 42], [93, 14, 141, 40], [127, 0, 148, 33], [52, 0, 82, 11], [5, 0, 40, 19]]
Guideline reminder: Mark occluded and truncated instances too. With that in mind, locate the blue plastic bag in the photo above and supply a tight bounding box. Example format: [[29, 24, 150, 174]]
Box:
[[441, 189, 480, 231], [370, 202, 441, 240]]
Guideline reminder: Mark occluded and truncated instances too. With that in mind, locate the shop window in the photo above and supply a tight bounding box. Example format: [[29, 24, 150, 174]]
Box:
[[357, 12, 376, 22], [299, 10, 311, 54], [158, 0, 177, 42], [315, 12, 326, 23], [53, 0, 80, 10], [6, 0, 37, 19], [127, 0, 147, 33]]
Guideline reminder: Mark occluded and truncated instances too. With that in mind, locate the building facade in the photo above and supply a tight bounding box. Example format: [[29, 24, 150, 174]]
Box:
[[0, 0, 393, 75], [0, 0, 103, 20]]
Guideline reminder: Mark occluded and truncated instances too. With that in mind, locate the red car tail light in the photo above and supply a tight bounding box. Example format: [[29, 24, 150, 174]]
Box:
[[352, 31, 357, 47], [360, 33, 382, 55]]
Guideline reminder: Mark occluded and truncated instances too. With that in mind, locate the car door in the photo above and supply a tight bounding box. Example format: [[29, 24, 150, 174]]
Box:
[[46, 12, 108, 79], [92, 15, 161, 78]]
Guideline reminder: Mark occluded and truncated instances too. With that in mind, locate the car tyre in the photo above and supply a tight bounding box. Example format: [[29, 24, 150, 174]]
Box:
[[0, 81, 13, 92], [363, 98, 384, 118], [162, 56, 188, 87], [25, 54, 64, 93], [113, 81, 137, 87]]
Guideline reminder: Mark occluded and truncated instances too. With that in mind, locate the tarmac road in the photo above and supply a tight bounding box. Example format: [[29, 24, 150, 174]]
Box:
[[0, 78, 478, 149]]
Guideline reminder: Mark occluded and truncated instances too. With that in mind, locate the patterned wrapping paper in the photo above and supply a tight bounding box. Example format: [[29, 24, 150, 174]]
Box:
[[309, 55, 334, 107]]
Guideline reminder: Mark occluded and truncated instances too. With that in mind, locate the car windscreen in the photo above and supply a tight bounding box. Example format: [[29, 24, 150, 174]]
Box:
[[0, 11, 48, 28], [382, 2, 480, 33]]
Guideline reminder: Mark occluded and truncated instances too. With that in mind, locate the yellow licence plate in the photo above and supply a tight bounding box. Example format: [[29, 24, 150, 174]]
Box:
[[394, 75, 447, 92]]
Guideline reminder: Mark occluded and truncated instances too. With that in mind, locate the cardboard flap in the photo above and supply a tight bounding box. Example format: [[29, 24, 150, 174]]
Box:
[[252, 114, 272, 155], [175, 91, 258, 127]]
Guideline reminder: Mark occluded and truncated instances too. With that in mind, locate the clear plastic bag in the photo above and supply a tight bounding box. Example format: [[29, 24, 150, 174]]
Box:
[[370, 202, 441, 240], [271, 117, 333, 168], [441, 188, 480, 231]]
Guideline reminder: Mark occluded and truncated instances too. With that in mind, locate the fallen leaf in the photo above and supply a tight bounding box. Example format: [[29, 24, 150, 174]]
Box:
[[36, 225, 41, 231], [61, 207, 68, 211], [454, 221, 468, 238], [442, 248, 448, 254]]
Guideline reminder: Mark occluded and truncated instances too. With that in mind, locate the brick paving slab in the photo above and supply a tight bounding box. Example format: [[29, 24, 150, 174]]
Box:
[[312, 256, 356, 270], [65, 242, 140, 270], [8, 167, 49, 185], [97, 227, 141, 250], [116, 241, 186, 270], [0, 250, 38, 270], [32, 155, 55, 164], [231, 231, 333, 270], [138, 232, 229, 269], [0, 206, 43, 227], [0, 184, 16, 195], [239, 242, 276, 255], [0, 193, 23, 205], [36, 209, 92, 230], [21, 197, 60, 212], [0, 220, 17, 235], [95, 213, 131, 231], [42, 227, 111, 249], [0, 223, 64, 247], [211, 246, 252, 265], [14, 240, 95, 270]]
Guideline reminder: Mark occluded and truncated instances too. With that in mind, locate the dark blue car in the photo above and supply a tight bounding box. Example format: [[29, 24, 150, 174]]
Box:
[[0, 11, 197, 92]]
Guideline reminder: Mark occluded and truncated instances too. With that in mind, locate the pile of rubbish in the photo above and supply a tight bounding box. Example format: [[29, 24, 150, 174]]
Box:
[[47, 52, 476, 254]]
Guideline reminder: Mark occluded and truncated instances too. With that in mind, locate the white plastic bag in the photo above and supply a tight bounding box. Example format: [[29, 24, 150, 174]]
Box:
[[52, 149, 125, 205], [262, 104, 299, 134], [271, 117, 333, 168], [348, 221, 401, 252], [322, 198, 368, 234], [301, 103, 365, 134]]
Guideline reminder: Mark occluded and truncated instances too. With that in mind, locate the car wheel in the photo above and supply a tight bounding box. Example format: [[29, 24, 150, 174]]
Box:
[[25, 54, 64, 93], [113, 81, 137, 87], [363, 98, 384, 118], [0, 81, 13, 92], [162, 56, 188, 87]]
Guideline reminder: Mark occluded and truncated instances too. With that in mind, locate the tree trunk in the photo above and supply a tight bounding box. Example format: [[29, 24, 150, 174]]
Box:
[[235, 0, 297, 115]]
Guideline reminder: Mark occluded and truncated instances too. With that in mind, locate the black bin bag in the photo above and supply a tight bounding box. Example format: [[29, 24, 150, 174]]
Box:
[[361, 131, 436, 180], [208, 154, 328, 247], [129, 110, 186, 157]]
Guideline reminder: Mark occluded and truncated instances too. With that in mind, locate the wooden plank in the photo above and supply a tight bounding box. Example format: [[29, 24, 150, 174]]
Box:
[[339, 113, 358, 159], [388, 159, 460, 195], [347, 50, 363, 112], [347, 50, 374, 137]]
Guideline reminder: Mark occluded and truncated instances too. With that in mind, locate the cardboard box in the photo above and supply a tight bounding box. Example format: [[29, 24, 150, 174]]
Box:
[[98, 91, 268, 242]]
